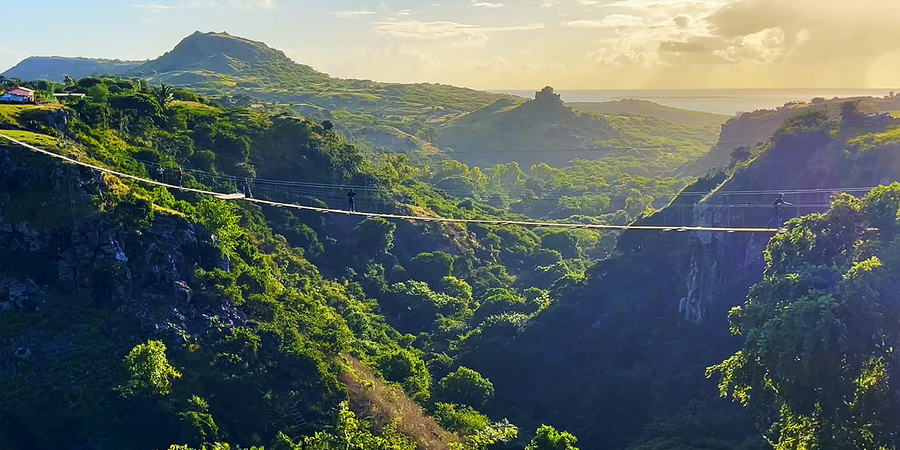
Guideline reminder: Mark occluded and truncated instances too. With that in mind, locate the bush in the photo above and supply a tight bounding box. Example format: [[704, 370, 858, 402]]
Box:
[[436, 366, 494, 407]]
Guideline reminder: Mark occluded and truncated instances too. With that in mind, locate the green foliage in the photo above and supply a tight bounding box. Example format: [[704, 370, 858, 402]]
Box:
[[434, 403, 517, 449], [407, 251, 454, 287], [194, 197, 243, 254], [436, 367, 495, 408], [353, 217, 396, 257], [374, 348, 433, 401], [525, 425, 580, 450], [707, 190, 900, 449], [299, 401, 417, 450], [119, 340, 182, 397], [179, 395, 220, 444], [87, 83, 109, 103]]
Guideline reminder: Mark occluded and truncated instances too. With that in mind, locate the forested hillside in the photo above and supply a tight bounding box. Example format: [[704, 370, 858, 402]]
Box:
[[3, 72, 900, 450], [460, 105, 900, 449], [0, 76, 603, 450]]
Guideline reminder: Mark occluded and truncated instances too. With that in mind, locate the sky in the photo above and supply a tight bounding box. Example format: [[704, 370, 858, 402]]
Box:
[[1, 0, 899, 90]]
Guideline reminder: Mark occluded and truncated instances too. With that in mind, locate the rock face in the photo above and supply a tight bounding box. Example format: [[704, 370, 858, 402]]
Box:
[[0, 145, 211, 317], [680, 202, 769, 323]]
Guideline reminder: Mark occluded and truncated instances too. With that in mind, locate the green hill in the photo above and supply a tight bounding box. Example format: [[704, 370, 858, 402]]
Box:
[[570, 98, 729, 128], [2, 56, 142, 81], [129, 32, 508, 129], [436, 89, 719, 170]]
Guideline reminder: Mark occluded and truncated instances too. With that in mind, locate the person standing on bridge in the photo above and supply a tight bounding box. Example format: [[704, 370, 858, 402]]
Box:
[[156, 166, 165, 183], [347, 190, 356, 212], [767, 193, 792, 228]]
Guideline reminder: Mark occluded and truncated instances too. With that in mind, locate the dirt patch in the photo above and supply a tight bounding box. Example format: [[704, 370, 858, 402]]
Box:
[[339, 355, 456, 450]]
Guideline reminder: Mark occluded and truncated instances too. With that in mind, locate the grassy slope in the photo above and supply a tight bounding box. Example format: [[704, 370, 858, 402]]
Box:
[[436, 98, 718, 172], [569, 99, 729, 128]]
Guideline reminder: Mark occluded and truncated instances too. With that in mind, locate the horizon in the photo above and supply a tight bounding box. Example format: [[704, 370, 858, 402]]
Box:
[[2, 0, 900, 90]]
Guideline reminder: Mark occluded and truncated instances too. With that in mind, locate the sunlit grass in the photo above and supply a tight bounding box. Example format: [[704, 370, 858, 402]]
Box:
[[0, 129, 60, 148]]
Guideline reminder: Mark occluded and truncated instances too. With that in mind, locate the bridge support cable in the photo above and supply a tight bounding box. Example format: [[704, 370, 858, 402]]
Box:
[[0, 134, 851, 234]]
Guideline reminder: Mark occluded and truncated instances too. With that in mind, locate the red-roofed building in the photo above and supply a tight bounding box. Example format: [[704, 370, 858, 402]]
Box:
[[1, 86, 35, 103]]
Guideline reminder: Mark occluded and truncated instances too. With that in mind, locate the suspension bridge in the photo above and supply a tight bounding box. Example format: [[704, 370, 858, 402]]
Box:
[[0, 133, 879, 233]]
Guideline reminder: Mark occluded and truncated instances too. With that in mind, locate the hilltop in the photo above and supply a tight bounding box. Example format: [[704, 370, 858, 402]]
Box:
[[436, 87, 719, 171], [570, 98, 729, 128]]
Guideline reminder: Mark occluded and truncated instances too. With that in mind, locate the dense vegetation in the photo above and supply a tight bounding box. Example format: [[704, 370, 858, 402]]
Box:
[[3, 70, 900, 450], [0, 76, 602, 449]]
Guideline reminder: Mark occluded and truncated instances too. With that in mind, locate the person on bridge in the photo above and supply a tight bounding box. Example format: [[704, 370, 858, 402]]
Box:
[[176, 168, 184, 187], [347, 190, 356, 212], [156, 166, 165, 182], [767, 193, 792, 228]]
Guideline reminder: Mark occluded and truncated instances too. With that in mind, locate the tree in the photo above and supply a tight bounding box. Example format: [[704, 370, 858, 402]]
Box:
[[352, 217, 396, 257], [436, 366, 495, 407], [152, 83, 174, 110], [374, 348, 432, 401], [407, 251, 454, 287], [707, 193, 900, 449], [63, 74, 76, 87], [840, 100, 866, 128], [87, 83, 109, 103], [525, 425, 579, 450], [119, 340, 182, 396]]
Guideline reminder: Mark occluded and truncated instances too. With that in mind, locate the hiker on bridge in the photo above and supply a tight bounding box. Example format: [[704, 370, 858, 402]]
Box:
[[241, 180, 253, 198], [176, 168, 184, 187], [347, 190, 356, 212], [156, 166, 164, 183], [767, 193, 792, 228]]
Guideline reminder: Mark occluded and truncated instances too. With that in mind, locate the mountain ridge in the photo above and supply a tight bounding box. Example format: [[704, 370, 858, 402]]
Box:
[[2, 56, 143, 81]]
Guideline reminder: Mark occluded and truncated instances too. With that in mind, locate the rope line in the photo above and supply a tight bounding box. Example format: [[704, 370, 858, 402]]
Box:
[[0, 133, 811, 233]]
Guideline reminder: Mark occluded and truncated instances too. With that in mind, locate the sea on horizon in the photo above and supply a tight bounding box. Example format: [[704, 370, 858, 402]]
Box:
[[490, 88, 897, 116]]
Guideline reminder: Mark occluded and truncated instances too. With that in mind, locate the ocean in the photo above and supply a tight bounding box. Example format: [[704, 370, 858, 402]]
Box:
[[491, 89, 897, 116]]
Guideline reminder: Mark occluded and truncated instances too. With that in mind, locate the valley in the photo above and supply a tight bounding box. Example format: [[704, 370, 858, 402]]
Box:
[[2, 23, 900, 450]]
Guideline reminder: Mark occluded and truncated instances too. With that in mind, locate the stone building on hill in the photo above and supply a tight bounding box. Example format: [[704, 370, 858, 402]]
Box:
[[534, 86, 562, 105]]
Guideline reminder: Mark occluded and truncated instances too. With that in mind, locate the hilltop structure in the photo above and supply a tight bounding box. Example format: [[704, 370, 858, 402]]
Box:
[[534, 86, 562, 105]]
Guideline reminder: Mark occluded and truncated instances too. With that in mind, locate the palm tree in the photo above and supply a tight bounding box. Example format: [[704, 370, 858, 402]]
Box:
[[152, 83, 174, 110]]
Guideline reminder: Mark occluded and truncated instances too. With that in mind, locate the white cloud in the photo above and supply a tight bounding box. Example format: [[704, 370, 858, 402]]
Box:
[[331, 10, 377, 19], [373, 20, 543, 45], [228, 0, 275, 10], [130, 3, 177, 12], [472, 1, 504, 7], [373, 21, 489, 44], [540, 0, 556, 7], [563, 14, 643, 28]]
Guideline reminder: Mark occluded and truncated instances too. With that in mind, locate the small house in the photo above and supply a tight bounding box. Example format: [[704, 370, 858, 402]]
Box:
[[0, 86, 35, 103]]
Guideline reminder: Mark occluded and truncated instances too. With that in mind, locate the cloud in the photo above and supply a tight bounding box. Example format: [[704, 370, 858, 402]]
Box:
[[373, 20, 543, 45], [472, 1, 504, 7], [540, 0, 556, 7], [564, 14, 644, 28], [331, 10, 377, 19], [673, 14, 692, 29], [130, 3, 177, 12], [658, 40, 707, 53], [374, 21, 488, 42], [228, 0, 275, 9], [578, 0, 900, 87]]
